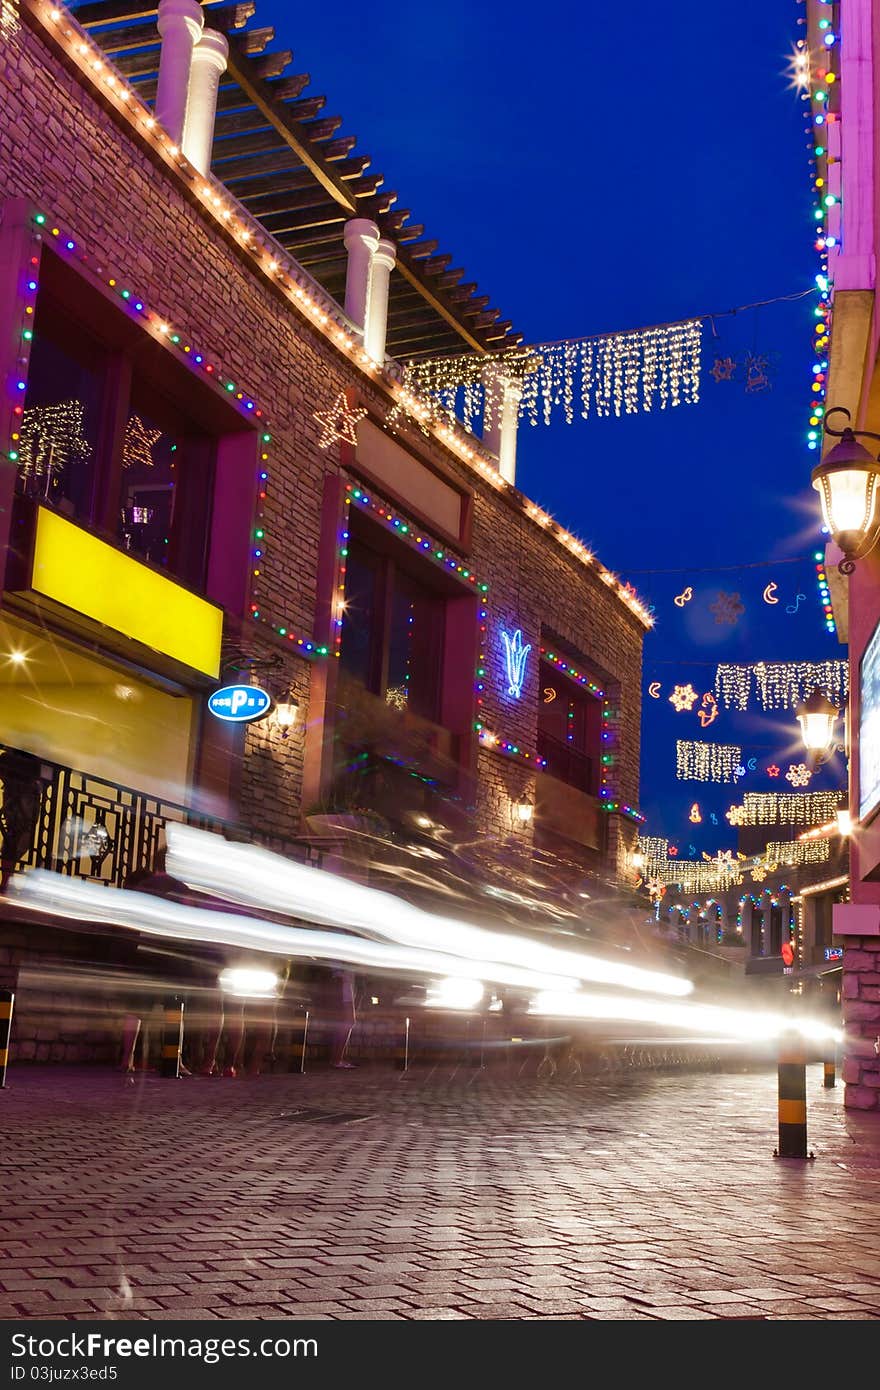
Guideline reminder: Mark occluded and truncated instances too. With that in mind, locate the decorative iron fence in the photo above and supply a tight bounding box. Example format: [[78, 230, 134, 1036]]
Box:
[[0, 743, 318, 889]]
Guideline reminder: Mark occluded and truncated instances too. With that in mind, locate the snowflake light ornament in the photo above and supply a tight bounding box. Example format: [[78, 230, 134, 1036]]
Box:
[[786, 763, 813, 788], [669, 683, 699, 713]]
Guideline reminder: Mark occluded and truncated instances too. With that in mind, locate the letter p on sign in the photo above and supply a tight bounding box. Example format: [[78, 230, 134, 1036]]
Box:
[[231, 689, 248, 715]]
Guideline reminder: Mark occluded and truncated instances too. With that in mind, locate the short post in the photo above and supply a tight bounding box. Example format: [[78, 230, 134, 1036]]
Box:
[[299, 1010, 309, 1074], [774, 1030, 814, 1160], [824, 1049, 836, 1089], [404, 1016, 410, 1072], [160, 996, 184, 1078], [0, 988, 14, 1088]]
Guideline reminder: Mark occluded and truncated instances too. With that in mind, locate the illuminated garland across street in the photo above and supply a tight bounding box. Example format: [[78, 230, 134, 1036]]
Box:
[[676, 741, 742, 783], [390, 320, 702, 435], [651, 859, 743, 893], [765, 839, 831, 867], [728, 791, 844, 826], [714, 660, 848, 711]]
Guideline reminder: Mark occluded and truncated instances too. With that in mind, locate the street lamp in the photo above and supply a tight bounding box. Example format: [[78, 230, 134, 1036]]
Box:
[[812, 407, 880, 574], [795, 686, 839, 766], [511, 792, 534, 828]]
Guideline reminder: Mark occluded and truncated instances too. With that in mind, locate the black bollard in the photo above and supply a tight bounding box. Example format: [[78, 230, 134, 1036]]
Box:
[[0, 989, 14, 1088], [774, 1031, 814, 1159], [160, 997, 184, 1078], [824, 1055, 836, 1089]]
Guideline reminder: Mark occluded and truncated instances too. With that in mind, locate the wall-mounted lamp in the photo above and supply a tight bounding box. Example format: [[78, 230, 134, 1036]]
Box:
[[631, 849, 645, 872], [795, 686, 839, 767], [511, 792, 534, 828], [813, 407, 880, 573], [273, 688, 299, 738], [837, 806, 853, 837]]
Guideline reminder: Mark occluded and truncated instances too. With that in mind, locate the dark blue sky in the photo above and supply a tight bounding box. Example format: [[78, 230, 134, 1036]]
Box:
[[260, 0, 842, 848]]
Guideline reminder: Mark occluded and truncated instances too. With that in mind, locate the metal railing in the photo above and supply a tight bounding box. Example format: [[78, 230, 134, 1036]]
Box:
[[0, 743, 318, 889]]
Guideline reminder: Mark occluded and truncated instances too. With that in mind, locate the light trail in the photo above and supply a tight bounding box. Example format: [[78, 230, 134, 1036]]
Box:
[[163, 823, 694, 998]]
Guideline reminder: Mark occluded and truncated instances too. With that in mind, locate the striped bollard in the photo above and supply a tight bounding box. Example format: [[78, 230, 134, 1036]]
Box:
[[0, 989, 14, 1088], [160, 997, 184, 1078], [824, 1053, 836, 1089], [773, 1031, 814, 1160]]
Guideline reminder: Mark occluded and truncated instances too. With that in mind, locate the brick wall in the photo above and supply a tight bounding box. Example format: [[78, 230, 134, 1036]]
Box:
[[0, 16, 644, 883]]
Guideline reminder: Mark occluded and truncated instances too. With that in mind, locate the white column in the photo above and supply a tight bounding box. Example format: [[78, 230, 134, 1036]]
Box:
[[155, 0, 204, 146], [482, 370, 523, 485], [343, 218, 380, 335], [182, 28, 229, 174], [364, 237, 396, 362]]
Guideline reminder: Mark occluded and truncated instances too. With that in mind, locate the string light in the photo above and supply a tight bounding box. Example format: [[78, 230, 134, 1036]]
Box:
[[765, 839, 831, 867], [726, 791, 844, 826], [390, 320, 702, 441], [714, 660, 847, 711], [676, 741, 743, 783]]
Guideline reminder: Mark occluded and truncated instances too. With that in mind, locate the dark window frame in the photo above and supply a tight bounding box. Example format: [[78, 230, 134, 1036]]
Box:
[[20, 248, 252, 598]]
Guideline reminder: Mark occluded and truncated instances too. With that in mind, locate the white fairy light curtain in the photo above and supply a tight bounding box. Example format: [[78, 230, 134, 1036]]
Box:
[[714, 661, 848, 712], [391, 320, 702, 436], [676, 741, 742, 783], [638, 836, 669, 864], [653, 859, 742, 893], [765, 839, 830, 867], [730, 792, 844, 826]]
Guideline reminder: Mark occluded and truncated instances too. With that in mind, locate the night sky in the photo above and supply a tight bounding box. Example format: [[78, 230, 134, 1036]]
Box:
[[259, 0, 843, 850]]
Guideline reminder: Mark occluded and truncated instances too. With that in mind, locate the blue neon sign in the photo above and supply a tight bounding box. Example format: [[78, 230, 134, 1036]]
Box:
[[207, 685, 272, 723], [501, 628, 531, 699]]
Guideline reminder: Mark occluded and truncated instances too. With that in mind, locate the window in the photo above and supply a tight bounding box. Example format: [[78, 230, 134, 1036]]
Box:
[[17, 251, 245, 598], [20, 302, 106, 521], [537, 659, 601, 795], [340, 534, 445, 722]]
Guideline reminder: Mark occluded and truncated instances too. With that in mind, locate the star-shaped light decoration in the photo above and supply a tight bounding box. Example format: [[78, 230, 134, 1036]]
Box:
[[122, 414, 162, 469], [710, 591, 745, 626], [669, 683, 699, 713], [751, 865, 767, 883], [710, 356, 737, 383], [314, 392, 367, 448], [786, 762, 813, 787], [767, 764, 780, 778]]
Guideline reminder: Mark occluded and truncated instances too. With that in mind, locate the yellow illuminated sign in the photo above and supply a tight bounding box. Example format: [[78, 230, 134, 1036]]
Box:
[[30, 508, 222, 678]]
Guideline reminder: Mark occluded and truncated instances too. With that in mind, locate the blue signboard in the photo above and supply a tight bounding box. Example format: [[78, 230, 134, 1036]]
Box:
[[208, 685, 272, 723], [824, 946, 844, 963]]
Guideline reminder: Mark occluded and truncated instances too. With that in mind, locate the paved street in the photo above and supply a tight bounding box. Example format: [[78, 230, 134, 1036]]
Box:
[[2, 1061, 880, 1321]]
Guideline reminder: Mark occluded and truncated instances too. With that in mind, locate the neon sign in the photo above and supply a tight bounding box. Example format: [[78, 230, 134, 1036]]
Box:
[[501, 628, 531, 699]]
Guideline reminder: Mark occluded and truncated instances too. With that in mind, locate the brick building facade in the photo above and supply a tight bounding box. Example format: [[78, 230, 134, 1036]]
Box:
[[0, 3, 648, 1055]]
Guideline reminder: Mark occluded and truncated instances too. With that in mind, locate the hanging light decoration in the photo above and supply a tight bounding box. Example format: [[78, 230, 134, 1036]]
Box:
[[714, 661, 848, 711], [676, 741, 742, 783], [389, 320, 703, 437]]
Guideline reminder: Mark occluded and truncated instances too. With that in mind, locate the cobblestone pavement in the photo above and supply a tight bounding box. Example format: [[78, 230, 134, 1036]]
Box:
[[2, 1062, 879, 1321]]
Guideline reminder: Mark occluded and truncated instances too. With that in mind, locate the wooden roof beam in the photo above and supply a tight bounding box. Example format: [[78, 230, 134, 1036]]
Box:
[[240, 26, 275, 56], [223, 34, 358, 212], [215, 73, 311, 111], [251, 49, 292, 82], [213, 95, 325, 137], [75, 1, 226, 23]]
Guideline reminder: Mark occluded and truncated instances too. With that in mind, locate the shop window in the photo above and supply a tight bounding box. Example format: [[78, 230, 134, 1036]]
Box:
[[339, 533, 445, 723], [116, 380, 214, 586], [19, 305, 106, 521], [17, 251, 252, 602], [537, 659, 601, 795]]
